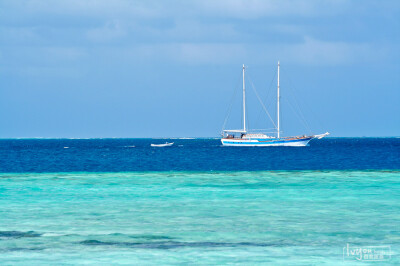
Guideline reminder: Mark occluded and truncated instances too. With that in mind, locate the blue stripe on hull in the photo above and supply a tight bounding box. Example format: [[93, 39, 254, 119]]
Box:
[[221, 137, 313, 146]]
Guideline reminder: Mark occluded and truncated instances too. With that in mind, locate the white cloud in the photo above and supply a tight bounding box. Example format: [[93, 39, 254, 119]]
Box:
[[175, 43, 247, 64], [86, 20, 126, 42], [3, 0, 352, 22], [91, 37, 383, 67], [18, 66, 83, 78], [0, 0, 396, 68], [19, 0, 162, 19], [193, 0, 350, 19], [280, 37, 387, 65], [44, 47, 87, 61], [139, 20, 241, 43], [135, 37, 388, 66], [0, 26, 42, 44]]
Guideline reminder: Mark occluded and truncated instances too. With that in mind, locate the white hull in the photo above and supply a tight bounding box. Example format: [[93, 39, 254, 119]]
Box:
[[221, 138, 312, 147], [151, 142, 174, 147]]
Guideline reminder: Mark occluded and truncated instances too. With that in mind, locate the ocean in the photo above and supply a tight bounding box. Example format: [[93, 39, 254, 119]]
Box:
[[0, 138, 399, 264]]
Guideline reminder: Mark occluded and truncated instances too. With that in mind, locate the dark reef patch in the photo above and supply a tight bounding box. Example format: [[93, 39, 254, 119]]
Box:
[[80, 239, 275, 249], [0, 231, 42, 239]]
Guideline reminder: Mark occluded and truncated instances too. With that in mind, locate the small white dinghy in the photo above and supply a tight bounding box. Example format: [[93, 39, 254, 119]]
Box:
[[151, 142, 174, 147]]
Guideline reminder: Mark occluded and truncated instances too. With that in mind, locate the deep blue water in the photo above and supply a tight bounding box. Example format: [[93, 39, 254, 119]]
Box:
[[1, 138, 399, 172]]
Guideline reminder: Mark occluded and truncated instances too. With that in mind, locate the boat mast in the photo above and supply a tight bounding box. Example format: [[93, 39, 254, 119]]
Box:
[[277, 61, 280, 138], [242, 64, 246, 133]]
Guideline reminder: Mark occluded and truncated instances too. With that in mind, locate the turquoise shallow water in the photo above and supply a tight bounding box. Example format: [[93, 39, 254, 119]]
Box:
[[0, 171, 399, 264]]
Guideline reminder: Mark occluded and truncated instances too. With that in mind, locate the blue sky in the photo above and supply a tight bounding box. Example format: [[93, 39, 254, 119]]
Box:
[[0, 0, 399, 137]]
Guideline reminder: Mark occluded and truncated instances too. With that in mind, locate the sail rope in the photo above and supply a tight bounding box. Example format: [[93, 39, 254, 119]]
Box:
[[285, 86, 312, 134], [248, 76, 277, 130], [254, 67, 277, 128], [286, 73, 327, 133], [283, 97, 312, 134], [283, 71, 314, 135], [221, 72, 242, 133]]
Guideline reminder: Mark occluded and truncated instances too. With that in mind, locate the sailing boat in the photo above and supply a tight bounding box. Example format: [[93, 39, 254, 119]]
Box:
[[221, 62, 329, 147]]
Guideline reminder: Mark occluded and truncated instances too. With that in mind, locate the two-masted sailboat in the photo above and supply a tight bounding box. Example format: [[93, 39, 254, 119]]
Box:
[[221, 62, 329, 146]]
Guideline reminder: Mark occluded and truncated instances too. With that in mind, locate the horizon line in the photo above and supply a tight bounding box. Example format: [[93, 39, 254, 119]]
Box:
[[0, 136, 399, 140]]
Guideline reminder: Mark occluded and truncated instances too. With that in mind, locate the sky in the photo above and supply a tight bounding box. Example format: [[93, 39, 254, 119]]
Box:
[[0, 0, 399, 138]]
